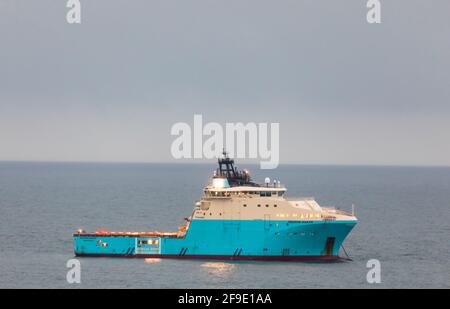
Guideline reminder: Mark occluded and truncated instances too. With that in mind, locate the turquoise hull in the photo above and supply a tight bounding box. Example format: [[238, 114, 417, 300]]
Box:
[[73, 219, 356, 260]]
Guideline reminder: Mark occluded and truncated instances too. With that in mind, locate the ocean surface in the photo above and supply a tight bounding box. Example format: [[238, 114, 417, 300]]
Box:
[[0, 162, 449, 289]]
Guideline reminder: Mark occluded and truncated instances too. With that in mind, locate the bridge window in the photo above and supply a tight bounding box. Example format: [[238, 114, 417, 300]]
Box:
[[260, 192, 272, 197]]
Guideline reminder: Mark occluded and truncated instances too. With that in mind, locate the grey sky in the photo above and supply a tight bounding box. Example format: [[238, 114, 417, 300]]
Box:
[[0, 0, 449, 166]]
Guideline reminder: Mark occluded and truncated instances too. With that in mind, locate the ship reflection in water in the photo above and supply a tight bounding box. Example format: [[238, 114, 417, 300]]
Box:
[[200, 262, 236, 278]]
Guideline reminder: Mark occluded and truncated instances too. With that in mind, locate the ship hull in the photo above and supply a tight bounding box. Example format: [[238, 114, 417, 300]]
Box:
[[74, 253, 343, 261], [73, 219, 356, 260]]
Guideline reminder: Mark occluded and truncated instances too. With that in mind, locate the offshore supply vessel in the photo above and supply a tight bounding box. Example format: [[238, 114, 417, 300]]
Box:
[[73, 152, 357, 261]]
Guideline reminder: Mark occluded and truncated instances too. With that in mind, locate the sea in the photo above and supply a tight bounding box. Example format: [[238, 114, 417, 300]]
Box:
[[0, 162, 449, 288]]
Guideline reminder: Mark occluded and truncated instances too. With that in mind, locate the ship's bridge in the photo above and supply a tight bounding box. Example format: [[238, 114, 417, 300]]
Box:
[[204, 185, 286, 198], [204, 151, 286, 198]]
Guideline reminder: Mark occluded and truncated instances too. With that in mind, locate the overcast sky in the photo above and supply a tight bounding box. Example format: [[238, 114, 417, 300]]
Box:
[[0, 0, 449, 166]]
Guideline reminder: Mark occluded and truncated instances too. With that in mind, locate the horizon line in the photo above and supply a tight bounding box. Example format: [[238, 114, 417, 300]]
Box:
[[0, 159, 449, 169]]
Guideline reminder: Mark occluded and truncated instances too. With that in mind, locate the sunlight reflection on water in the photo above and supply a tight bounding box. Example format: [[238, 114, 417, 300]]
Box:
[[144, 258, 162, 264], [201, 262, 237, 278]]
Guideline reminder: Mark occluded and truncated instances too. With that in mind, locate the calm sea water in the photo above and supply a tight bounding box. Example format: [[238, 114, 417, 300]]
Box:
[[0, 162, 449, 289]]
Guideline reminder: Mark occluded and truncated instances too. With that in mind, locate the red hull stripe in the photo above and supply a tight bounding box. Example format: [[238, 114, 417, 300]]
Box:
[[75, 253, 347, 261]]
